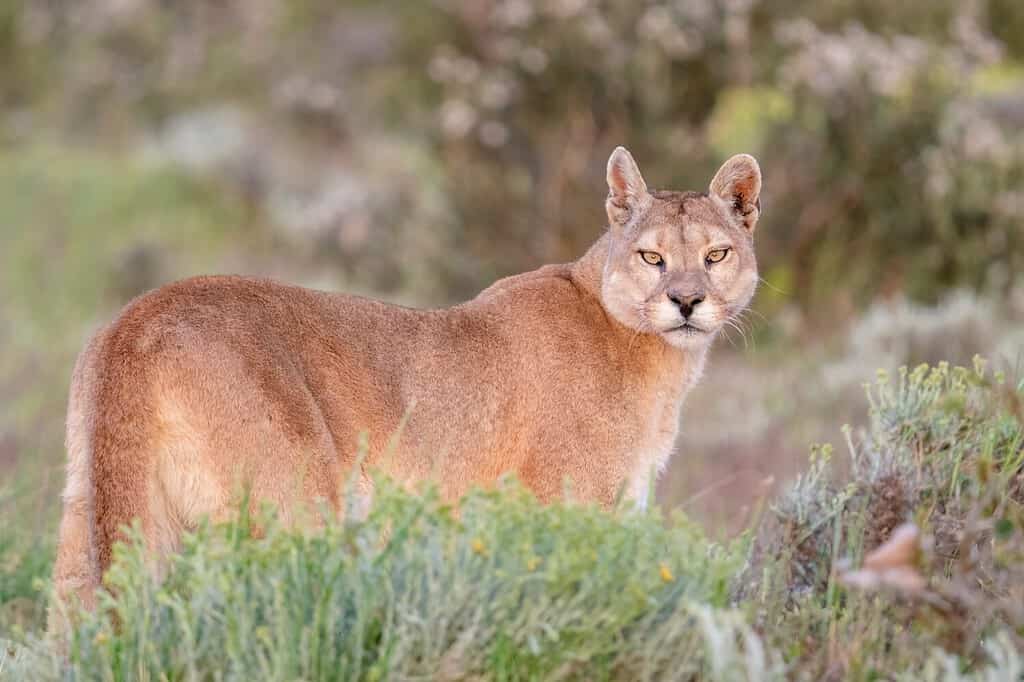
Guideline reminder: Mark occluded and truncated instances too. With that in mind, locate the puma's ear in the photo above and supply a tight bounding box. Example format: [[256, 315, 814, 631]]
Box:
[[710, 154, 762, 233], [606, 146, 650, 227]]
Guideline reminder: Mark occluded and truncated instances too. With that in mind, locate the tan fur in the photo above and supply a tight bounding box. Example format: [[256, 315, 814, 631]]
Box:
[[49, 148, 761, 631]]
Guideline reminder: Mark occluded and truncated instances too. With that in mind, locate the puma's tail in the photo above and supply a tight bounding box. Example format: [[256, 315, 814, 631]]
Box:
[[48, 336, 103, 636], [48, 321, 161, 638]]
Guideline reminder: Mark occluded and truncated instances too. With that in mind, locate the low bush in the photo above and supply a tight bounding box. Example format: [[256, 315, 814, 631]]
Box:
[[12, 482, 766, 681], [747, 359, 1024, 677]]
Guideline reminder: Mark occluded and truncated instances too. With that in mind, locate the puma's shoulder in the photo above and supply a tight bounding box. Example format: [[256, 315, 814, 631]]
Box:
[[473, 263, 581, 304]]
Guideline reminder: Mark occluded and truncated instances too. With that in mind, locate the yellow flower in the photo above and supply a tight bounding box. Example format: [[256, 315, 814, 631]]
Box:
[[93, 631, 109, 646], [526, 556, 542, 571], [659, 562, 674, 583], [471, 537, 488, 556]]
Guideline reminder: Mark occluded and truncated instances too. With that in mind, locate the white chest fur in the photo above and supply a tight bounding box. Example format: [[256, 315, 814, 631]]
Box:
[[627, 350, 706, 511]]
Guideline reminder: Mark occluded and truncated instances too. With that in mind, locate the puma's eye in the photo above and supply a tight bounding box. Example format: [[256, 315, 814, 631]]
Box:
[[640, 251, 664, 266], [705, 248, 729, 265]]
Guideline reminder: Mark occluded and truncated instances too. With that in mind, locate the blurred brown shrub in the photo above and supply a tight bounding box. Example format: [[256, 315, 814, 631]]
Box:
[[2, 0, 1023, 311], [408, 0, 1024, 311]]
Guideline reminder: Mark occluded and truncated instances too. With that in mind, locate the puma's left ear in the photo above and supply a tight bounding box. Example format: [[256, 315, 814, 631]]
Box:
[[710, 154, 761, 233]]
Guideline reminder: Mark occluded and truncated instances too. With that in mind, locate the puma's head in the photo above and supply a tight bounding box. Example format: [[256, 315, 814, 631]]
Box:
[[599, 146, 761, 350]]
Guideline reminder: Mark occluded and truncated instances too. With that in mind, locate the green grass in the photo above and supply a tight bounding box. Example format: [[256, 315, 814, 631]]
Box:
[[0, 495, 52, 640], [6, 482, 767, 681]]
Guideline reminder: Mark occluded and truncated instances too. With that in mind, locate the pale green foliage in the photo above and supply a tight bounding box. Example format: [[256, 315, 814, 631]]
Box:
[[9, 481, 757, 681]]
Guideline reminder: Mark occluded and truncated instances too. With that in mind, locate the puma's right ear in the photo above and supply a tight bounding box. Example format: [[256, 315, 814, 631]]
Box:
[[710, 154, 762, 233], [606, 146, 650, 227]]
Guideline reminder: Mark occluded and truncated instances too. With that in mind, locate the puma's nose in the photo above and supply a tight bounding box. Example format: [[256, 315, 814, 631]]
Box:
[[667, 292, 704, 319]]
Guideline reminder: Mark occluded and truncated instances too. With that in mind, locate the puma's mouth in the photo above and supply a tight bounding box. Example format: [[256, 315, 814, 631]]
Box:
[[665, 322, 706, 335]]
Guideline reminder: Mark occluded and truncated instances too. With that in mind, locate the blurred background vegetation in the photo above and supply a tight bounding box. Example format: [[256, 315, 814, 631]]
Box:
[[1, 0, 1023, 637]]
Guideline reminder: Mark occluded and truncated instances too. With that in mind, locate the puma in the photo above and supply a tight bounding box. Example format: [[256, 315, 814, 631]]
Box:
[[50, 148, 761, 626]]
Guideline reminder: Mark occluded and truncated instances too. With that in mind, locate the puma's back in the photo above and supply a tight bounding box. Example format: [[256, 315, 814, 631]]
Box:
[[50, 148, 763, 631]]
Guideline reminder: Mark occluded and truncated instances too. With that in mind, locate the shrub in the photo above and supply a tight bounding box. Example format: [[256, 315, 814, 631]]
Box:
[[13, 482, 776, 681], [747, 359, 1024, 676], [402, 1, 1024, 307]]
